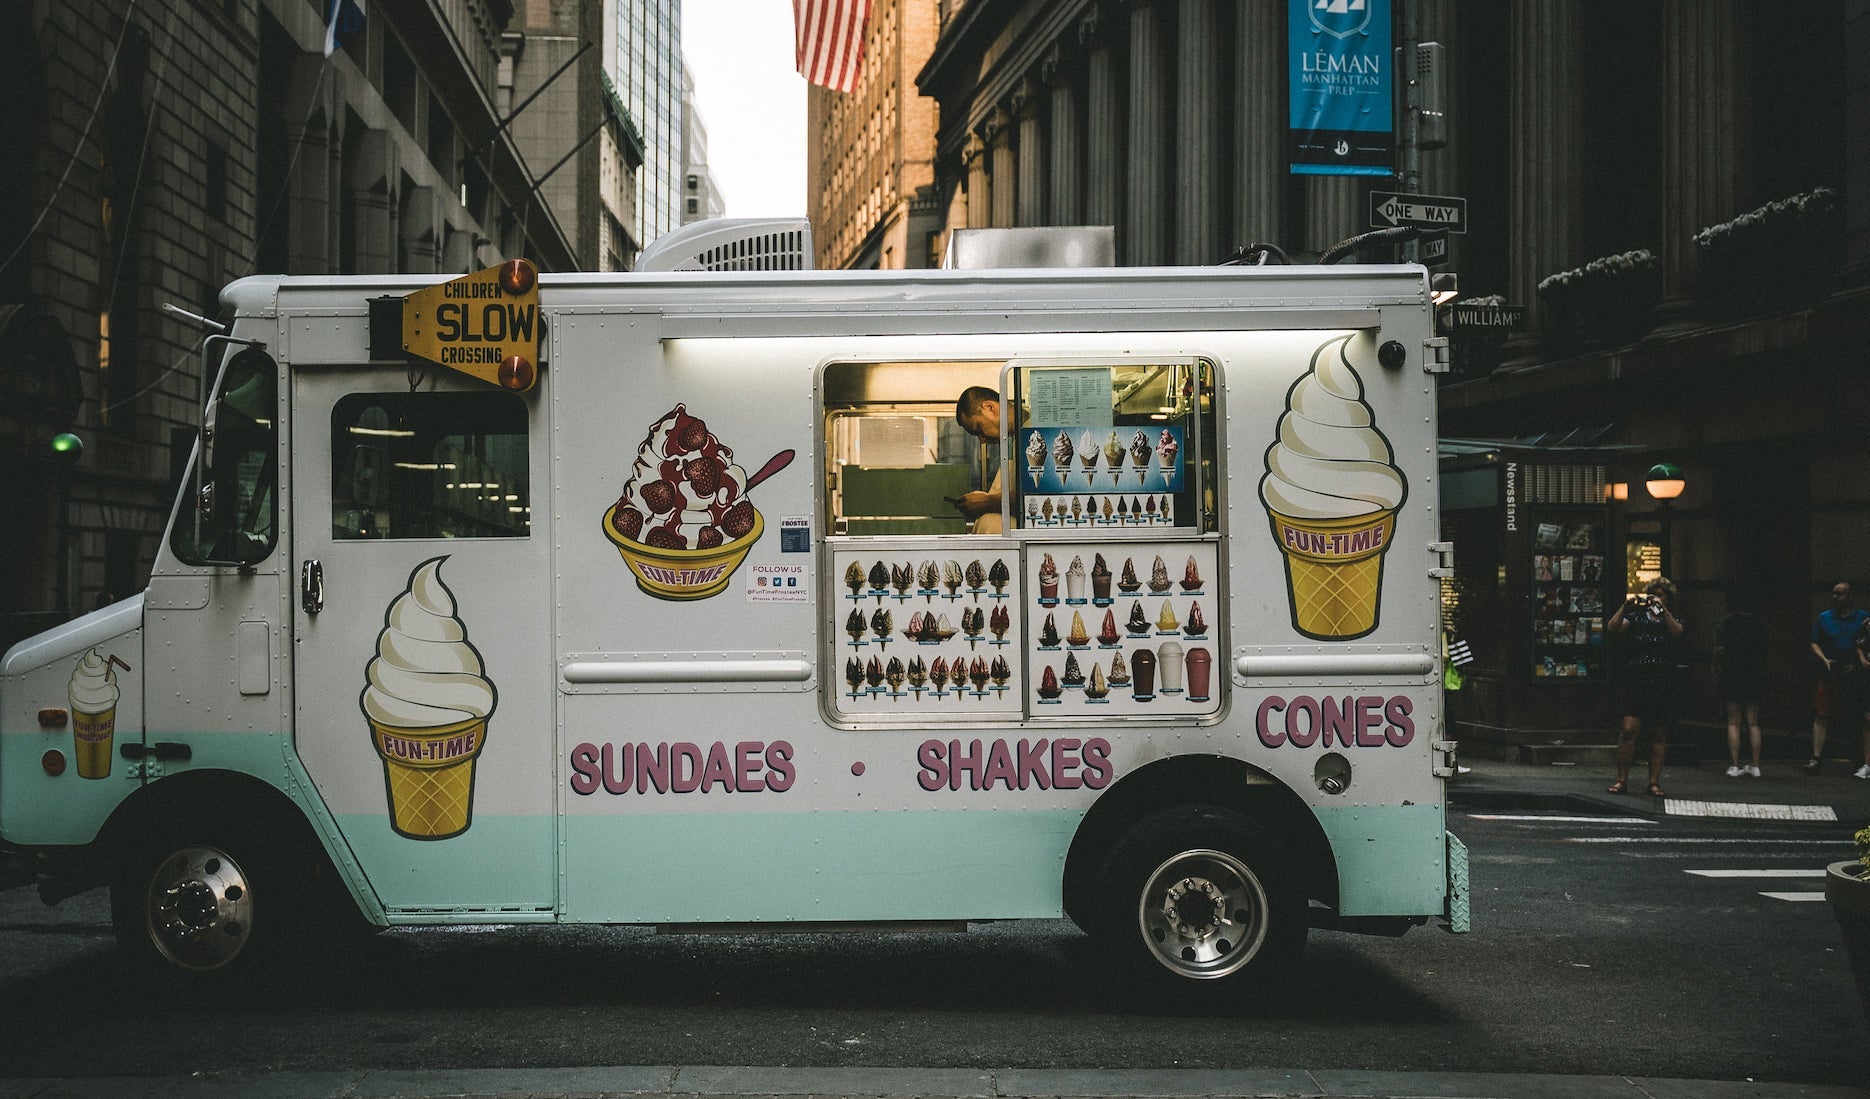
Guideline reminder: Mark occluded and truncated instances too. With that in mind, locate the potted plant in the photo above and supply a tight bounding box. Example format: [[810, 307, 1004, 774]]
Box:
[[1536, 249, 1661, 353], [1828, 824, 1870, 1022], [1694, 187, 1841, 317]]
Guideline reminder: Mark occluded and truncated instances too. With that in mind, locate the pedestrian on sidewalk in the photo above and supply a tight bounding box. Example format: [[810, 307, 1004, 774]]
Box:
[[1716, 601, 1768, 777], [1854, 616, 1870, 779], [1608, 578, 1686, 798], [1803, 580, 1868, 776]]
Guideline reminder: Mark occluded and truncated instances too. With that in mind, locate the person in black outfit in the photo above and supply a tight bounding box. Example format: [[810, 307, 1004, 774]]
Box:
[[1716, 602, 1769, 777], [1607, 578, 1686, 797]]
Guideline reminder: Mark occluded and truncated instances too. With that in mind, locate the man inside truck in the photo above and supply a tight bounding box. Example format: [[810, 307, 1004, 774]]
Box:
[[952, 385, 1006, 533]]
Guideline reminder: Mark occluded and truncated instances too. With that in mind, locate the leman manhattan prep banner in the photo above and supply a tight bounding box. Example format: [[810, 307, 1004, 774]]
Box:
[[1288, 0, 1393, 176]]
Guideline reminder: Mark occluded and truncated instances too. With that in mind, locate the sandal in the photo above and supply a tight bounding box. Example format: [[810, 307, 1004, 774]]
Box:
[[1607, 780, 1626, 794], [1647, 783, 1665, 797]]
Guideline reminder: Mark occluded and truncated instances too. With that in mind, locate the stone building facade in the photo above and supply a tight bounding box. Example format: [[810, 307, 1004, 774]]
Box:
[[0, 0, 627, 651], [806, 0, 943, 269], [910, 0, 1870, 754]]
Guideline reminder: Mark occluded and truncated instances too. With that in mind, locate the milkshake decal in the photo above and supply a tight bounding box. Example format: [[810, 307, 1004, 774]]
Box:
[[1260, 334, 1408, 640], [602, 403, 794, 601], [362, 557, 498, 840], [68, 648, 129, 780]]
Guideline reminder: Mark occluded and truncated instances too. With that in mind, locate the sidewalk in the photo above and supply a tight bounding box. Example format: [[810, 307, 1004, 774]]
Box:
[[0, 1065, 1863, 1099], [1451, 750, 1870, 828]]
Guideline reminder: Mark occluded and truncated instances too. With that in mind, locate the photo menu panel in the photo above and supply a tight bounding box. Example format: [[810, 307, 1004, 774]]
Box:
[[1026, 541, 1221, 717]]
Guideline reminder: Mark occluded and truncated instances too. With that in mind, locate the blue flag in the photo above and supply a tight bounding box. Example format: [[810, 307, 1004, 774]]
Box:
[[325, 0, 365, 57], [1288, 0, 1393, 176]]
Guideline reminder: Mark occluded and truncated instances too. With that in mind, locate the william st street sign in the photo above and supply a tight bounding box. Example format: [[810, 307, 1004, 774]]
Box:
[[1370, 191, 1468, 233], [1447, 303, 1527, 330]]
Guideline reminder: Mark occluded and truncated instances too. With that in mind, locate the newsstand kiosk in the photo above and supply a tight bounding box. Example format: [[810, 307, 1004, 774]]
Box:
[[1439, 445, 1621, 755]]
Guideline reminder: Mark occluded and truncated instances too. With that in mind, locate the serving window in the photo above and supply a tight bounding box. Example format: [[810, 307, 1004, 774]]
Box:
[[820, 357, 1223, 725]]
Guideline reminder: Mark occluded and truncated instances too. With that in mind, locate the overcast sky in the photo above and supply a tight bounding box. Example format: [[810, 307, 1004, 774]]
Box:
[[682, 1, 809, 218]]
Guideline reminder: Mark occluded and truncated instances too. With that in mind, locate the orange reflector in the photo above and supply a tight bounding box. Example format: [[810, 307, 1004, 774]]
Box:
[[498, 355, 536, 390], [42, 750, 66, 777], [499, 259, 537, 296]]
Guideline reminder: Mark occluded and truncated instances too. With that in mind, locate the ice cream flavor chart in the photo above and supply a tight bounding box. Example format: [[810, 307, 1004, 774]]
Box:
[[1027, 542, 1220, 715], [1023, 492, 1175, 528], [832, 550, 1022, 713], [1022, 426, 1182, 494]]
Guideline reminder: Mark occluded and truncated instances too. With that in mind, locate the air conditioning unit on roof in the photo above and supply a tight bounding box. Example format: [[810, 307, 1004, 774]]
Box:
[[635, 218, 814, 272]]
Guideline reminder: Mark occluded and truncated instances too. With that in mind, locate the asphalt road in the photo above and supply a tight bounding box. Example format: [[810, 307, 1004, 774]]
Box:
[[0, 793, 1865, 1088]]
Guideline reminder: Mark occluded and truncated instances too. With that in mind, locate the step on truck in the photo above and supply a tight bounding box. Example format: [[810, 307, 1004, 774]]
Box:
[[1, 223, 1468, 988]]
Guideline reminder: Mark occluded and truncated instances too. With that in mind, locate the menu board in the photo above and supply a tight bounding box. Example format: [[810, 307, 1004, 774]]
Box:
[[1531, 515, 1607, 678], [1026, 541, 1221, 716], [831, 547, 1022, 716]]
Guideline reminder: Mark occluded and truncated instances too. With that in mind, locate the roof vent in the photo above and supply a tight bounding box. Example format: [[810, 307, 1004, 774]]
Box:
[[636, 218, 814, 272]]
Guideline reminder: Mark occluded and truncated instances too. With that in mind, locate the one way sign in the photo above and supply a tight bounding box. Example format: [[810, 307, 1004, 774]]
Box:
[[1370, 191, 1468, 234]]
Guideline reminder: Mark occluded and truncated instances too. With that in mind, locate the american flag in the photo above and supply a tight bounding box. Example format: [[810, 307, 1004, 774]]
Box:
[[794, 0, 871, 93]]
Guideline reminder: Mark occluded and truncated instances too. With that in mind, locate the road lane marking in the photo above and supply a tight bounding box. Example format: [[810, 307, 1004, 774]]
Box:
[[1684, 869, 1824, 878], [1663, 799, 1836, 821], [1758, 892, 1826, 902], [1466, 814, 1654, 824], [1567, 837, 1844, 844]]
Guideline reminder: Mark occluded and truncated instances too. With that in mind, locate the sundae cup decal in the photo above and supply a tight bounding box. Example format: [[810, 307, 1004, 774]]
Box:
[[362, 557, 498, 840], [1260, 335, 1408, 640], [602, 403, 794, 601], [68, 648, 129, 780]]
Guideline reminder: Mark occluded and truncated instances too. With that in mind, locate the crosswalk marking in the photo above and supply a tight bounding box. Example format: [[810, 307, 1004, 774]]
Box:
[[1758, 892, 1826, 902], [1663, 799, 1837, 821], [1684, 869, 1824, 878], [1467, 814, 1653, 825]]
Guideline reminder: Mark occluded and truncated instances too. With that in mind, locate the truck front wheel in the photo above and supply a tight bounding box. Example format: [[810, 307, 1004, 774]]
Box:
[[1094, 807, 1306, 990], [111, 826, 294, 977]]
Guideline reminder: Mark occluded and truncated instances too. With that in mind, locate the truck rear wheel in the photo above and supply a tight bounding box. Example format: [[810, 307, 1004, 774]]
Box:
[[111, 824, 297, 978], [1094, 807, 1305, 991]]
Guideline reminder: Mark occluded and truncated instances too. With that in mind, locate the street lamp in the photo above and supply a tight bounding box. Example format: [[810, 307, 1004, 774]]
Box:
[[1645, 462, 1685, 577]]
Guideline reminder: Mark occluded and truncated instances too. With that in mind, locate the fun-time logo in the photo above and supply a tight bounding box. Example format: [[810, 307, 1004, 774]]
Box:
[[1309, 0, 1372, 39]]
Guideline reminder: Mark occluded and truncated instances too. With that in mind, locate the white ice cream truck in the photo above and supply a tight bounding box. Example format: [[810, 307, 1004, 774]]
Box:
[[0, 221, 1468, 988]]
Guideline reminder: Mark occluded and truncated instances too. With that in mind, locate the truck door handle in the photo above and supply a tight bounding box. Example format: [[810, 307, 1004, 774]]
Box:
[[301, 559, 324, 615]]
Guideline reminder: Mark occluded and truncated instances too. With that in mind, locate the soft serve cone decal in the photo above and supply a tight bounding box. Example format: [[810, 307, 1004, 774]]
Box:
[[362, 557, 497, 840], [1260, 335, 1407, 640]]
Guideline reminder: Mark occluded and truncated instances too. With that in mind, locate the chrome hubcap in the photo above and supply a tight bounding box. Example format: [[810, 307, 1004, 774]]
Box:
[[145, 846, 252, 971], [1137, 848, 1268, 979]]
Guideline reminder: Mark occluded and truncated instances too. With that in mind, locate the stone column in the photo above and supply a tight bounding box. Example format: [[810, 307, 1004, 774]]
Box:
[[400, 185, 440, 274], [287, 55, 334, 273], [1014, 81, 1046, 227], [347, 128, 398, 274], [1303, 176, 1360, 256], [1657, 0, 1741, 320], [964, 132, 990, 230], [1126, 0, 1171, 265], [1081, 4, 1123, 233], [987, 108, 1017, 228], [1510, 2, 1585, 344], [1045, 47, 1083, 226], [1175, 0, 1225, 263], [1233, 0, 1284, 253]]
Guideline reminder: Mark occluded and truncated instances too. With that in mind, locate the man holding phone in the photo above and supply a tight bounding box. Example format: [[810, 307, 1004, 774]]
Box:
[[953, 386, 1005, 534]]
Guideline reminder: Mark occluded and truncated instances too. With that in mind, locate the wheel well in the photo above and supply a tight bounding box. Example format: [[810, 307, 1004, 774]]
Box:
[[95, 769, 345, 906], [1063, 755, 1338, 928]]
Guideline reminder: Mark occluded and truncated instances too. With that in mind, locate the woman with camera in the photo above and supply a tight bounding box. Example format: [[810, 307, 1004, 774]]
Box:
[[1607, 578, 1687, 796]]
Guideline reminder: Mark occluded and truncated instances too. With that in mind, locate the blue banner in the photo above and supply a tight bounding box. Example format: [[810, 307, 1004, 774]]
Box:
[[1288, 0, 1393, 176]]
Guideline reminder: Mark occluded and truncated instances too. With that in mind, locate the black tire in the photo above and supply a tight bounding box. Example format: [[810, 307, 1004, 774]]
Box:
[[1091, 806, 1306, 993], [110, 817, 302, 981]]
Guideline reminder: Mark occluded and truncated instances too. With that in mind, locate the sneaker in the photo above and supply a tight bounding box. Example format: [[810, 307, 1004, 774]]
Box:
[[1854, 764, 1870, 780], [1725, 764, 1745, 777], [1744, 764, 1761, 778], [1801, 757, 1822, 775]]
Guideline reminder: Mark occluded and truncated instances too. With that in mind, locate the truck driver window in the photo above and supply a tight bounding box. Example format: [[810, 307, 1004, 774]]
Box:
[[170, 346, 278, 566], [330, 391, 530, 540]]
